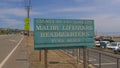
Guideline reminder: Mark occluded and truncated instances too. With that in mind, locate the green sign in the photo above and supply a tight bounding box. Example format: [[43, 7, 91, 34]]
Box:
[[34, 19, 94, 50]]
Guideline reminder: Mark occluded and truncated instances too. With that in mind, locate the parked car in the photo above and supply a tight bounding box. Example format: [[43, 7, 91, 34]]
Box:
[[95, 39, 114, 47], [95, 41, 100, 47], [102, 39, 115, 42], [113, 46, 120, 54], [100, 41, 111, 48], [106, 42, 120, 49]]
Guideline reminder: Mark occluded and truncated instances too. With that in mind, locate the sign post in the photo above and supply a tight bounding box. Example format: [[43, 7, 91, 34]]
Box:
[[34, 18, 94, 68], [83, 46, 88, 68], [39, 51, 41, 62], [44, 48, 48, 68]]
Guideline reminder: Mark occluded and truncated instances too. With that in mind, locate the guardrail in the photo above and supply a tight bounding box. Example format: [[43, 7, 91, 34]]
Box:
[[63, 48, 120, 68], [88, 49, 120, 68]]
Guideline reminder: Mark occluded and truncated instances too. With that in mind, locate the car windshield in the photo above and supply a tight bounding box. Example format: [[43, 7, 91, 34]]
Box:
[[111, 43, 117, 46]]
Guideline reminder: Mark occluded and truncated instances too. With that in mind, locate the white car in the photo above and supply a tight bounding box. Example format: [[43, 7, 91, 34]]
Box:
[[95, 41, 111, 48], [107, 42, 120, 49], [95, 41, 100, 46]]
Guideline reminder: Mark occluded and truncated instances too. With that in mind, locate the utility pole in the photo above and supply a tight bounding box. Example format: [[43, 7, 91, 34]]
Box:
[[24, 1, 31, 68], [24, 0, 31, 36]]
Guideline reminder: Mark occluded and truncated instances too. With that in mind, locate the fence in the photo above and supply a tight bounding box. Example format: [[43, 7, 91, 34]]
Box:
[[63, 48, 120, 68]]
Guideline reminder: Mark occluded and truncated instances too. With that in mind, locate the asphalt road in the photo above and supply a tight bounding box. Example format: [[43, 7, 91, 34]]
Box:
[[88, 49, 120, 68], [0, 34, 28, 68]]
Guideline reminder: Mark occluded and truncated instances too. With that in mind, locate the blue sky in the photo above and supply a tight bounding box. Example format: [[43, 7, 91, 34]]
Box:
[[0, 0, 120, 33]]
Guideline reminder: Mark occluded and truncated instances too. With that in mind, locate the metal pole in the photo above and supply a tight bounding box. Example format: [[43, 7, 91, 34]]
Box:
[[39, 51, 41, 62], [79, 48, 81, 60], [73, 49, 75, 56], [77, 49, 79, 64], [27, 5, 30, 36], [72, 49, 74, 56], [25, 0, 30, 36], [83, 46, 88, 68], [117, 58, 119, 68], [87, 49, 89, 65], [44, 48, 48, 68], [99, 53, 101, 68]]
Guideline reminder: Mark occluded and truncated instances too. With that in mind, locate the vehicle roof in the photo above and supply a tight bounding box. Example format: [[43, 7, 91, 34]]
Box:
[[102, 39, 115, 42], [100, 41, 110, 42], [111, 42, 120, 44]]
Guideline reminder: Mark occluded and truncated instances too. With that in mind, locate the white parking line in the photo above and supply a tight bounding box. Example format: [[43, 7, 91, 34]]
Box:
[[94, 62, 116, 66], [0, 36, 24, 68]]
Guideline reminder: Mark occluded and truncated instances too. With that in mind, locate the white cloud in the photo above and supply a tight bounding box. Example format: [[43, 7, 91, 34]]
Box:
[[51, 6, 96, 13], [73, 0, 85, 2], [0, 18, 24, 29], [31, 10, 43, 16], [3, 0, 22, 2], [0, 0, 23, 8], [2, 18, 22, 25], [0, 2, 7, 6], [11, 0, 22, 2], [0, 8, 41, 18], [92, 14, 120, 32], [8, 8, 26, 17], [0, 8, 26, 17]]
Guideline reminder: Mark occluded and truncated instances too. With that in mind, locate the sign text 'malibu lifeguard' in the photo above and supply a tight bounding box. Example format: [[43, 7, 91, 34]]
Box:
[[34, 19, 94, 50]]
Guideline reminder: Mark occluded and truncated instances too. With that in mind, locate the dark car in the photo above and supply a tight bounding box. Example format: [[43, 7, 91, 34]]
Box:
[[102, 39, 115, 42], [24, 32, 28, 36], [100, 41, 107, 48]]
